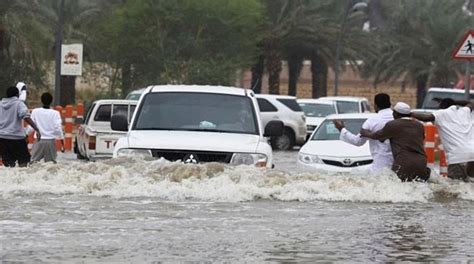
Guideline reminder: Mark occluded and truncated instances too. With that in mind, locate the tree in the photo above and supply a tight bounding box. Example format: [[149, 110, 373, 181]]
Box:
[[36, 0, 118, 105], [0, 0, 51, 97], [362, 0, 471, 107], [100, 0, 263, 95]]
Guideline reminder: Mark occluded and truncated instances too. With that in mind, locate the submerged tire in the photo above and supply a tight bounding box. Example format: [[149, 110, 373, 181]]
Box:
[[74, 140, 87, 160], [271, 128, 295, 150]]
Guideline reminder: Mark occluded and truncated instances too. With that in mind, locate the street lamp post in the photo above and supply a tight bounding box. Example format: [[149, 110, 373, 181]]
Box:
[[54, 0, 65, 106], [334, 1, 368, 96]]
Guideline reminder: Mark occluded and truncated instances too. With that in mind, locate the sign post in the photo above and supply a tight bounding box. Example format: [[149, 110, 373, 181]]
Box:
[[452, 30, 474, 100]]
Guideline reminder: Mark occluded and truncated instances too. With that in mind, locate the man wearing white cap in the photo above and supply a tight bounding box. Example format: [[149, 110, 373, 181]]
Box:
[[361, 102, 430, 182], [333, 93, 394, 173]]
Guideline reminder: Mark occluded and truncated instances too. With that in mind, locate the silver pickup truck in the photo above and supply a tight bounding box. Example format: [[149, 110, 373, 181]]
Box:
[[74, 99, 137, 160]]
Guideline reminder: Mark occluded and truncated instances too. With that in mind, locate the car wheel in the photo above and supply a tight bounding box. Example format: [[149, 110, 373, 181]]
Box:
[[74, 140, 86, 160], [271, 128, 295, 150]]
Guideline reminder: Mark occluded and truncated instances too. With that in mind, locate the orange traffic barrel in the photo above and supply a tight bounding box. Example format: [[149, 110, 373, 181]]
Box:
[[424, 123, 436, 168], [64, 105, 73, 151]]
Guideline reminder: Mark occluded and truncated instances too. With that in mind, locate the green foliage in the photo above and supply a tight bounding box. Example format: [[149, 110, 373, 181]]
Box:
[[0, 0, 51, 95], [100, 0, 263, 91], [362, 0, 471, 89]]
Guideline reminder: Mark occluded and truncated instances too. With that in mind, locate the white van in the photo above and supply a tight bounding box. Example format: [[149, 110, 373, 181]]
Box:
[[111, 85, 283, 168]]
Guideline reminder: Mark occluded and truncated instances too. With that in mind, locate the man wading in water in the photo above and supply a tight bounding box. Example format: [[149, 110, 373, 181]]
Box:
[[410, 98, 474, 181], [360, 102, 430, 182]]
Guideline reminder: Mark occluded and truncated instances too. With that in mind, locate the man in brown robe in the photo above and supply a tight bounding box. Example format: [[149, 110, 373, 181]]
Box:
[[360, 102, 430, 182]]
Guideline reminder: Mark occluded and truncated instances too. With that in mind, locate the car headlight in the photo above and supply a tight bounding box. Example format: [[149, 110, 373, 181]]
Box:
[[117, 148, 152, 157], [298, 153, 322, 164], [230, 153, 268, 167]]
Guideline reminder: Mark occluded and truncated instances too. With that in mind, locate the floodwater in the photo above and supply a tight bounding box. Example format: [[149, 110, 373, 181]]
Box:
[[1, 151, 474, 262]]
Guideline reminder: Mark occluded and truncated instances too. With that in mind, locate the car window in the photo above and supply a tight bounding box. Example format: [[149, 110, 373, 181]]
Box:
[[94, 105, 111, 122], [84, 103, 96, 124], [112, 104, 136, 123], [277, 99, 302, 112], [363, 101, 371, 112], [336, 101, 360, 113], [312, 118, 366, 140], [299, 103, 336, 117], [257, 98, 277, 112], [125, 93, 141, 101], [134, 92, 259, 135], [422, 91, 474, 109]]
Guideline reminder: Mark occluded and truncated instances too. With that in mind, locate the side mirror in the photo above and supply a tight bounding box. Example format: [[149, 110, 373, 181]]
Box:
[[264, 120, 284, 137], [75, 117, 84, 125], [111, 115, 128, 131]]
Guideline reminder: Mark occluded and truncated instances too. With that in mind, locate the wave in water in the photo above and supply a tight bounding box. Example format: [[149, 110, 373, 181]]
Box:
[[1, 158, 473, 203]]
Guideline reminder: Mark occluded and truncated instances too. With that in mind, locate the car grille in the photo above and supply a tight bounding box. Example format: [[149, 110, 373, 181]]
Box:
[[322, 159, 373, 167], [150, 149, 233, 163]]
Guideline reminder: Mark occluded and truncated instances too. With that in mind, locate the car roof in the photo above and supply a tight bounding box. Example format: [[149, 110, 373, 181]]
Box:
[[127, 88, 146, 94], [318, 96, 368, 102], [297, 98, 336, 105], [147, 85, 251, 96], [427, 87, 474, 93], [255, 94, 296, 99], [93, 99, 138, 105], [324, 113, 376, 120]]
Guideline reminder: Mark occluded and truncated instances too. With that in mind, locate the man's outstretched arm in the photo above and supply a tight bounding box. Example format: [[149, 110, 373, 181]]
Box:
[[333, 120, 367, 146], [410, 111, 435, 122]]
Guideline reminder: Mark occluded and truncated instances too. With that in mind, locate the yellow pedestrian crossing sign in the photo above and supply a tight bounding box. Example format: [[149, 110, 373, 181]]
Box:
[[453, 30, 474, 60]]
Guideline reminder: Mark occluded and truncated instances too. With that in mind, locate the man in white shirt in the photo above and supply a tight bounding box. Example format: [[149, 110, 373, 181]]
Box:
[[333, 93, 394, 173], [29, 92, 65, 163], [411, 98, 474, 181]]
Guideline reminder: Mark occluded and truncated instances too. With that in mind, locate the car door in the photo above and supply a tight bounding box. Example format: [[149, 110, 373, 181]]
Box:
[[77, 102, 96, 156]]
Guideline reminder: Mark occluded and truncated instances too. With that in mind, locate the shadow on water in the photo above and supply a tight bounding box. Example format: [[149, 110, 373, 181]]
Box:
[[376, 217, 452, 261]]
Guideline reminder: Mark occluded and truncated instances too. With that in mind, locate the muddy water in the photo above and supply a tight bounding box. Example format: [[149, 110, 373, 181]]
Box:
[[1, 152, 474, 262]]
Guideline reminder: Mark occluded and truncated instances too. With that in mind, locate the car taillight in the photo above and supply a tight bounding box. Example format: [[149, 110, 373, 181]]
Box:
[[89, 136, 96, 150]]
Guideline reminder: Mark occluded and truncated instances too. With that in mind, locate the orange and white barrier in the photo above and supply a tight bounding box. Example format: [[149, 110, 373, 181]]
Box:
[[424, 123, 436, 168], [424, 124, 447, 177], [64, 105, 74, 151]]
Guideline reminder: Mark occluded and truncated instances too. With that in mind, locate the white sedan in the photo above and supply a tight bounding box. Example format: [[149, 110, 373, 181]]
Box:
[[298, 99, 338, 138], [298, 113, 375, 173]]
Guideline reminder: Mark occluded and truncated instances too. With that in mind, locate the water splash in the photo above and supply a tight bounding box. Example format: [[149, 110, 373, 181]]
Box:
[[0, 158, 472, 203]]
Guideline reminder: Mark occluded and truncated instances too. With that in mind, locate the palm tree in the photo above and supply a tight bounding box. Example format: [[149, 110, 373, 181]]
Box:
[[253, 0, 304, 95], [0, 0, 51, 96], [36, 0, 119, 105], [281, 0, 372, 98], [362, 0, 470, 107]]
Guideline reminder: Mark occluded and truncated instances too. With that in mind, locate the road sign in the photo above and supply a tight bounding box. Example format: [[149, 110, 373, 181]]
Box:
[[453, 30, 474, 60]]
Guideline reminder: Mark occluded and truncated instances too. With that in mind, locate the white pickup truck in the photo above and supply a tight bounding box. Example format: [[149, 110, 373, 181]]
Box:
[[74, 99, 137, 160]]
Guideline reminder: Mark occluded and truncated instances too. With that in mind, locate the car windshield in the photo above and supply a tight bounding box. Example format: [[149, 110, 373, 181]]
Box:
[[335, 101, 360, 113], [299, 103, 336, 117], [422, 91, 474, 109], [133, 92, 258, 135], [312, 118, 366, 140]]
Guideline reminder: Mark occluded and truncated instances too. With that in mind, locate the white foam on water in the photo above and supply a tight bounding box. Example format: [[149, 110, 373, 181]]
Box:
[[0, 158, 473, 203]]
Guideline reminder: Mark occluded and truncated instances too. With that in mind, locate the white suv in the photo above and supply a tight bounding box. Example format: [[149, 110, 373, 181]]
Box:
[[111, 85, 283, 168], [255, 94, 307, 150], [318, 96, 371, 113]]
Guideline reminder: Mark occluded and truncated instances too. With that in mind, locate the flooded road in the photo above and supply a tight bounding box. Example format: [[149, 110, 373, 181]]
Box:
[[1, 151, 474, 262]]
